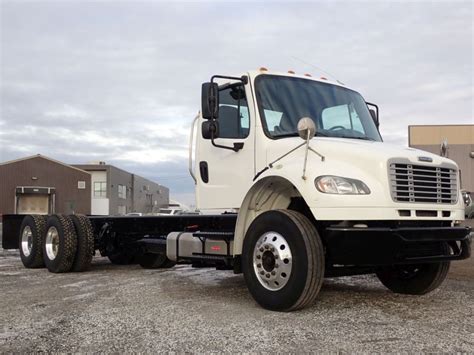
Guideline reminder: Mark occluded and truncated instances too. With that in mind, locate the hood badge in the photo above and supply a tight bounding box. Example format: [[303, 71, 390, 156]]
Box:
[[418, 156, 433, 163]]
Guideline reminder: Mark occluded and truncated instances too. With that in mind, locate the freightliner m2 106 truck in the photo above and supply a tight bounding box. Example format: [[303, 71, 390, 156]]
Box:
[[2, 69, 471, 311]]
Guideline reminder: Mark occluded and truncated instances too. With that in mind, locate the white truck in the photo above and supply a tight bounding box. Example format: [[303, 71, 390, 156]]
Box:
[[2, 68, 471, 311]]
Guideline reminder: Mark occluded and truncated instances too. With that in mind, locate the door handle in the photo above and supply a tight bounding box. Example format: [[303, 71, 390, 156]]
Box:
[[199, 161, 209, 183]]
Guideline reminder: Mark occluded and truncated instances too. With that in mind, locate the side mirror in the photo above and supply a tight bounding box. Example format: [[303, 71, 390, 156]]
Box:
[[202, 120, 219, 139], [297, 117, 316, 140], [369, 109, 379, 127], [366, 102, 379, 128], [201, 82, 219, 119]]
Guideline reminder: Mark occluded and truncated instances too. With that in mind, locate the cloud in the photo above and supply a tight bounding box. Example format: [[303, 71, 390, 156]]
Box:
[[1, 1, 472, 207]]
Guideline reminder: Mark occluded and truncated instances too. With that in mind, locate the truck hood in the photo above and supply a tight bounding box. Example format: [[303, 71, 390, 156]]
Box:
[[262, 136, 461, 210], [266, 137, 456, 169]]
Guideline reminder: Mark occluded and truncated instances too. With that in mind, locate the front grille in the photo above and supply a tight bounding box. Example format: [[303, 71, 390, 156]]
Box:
[[389, 162, 457, 204]]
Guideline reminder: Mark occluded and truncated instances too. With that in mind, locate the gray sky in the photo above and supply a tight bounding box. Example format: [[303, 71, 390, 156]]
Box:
[[1, 0, 472, 205]]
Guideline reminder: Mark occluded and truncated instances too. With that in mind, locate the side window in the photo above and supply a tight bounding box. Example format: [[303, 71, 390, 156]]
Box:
[[322, 104, 364, 133], [218, 86, 250, 139]]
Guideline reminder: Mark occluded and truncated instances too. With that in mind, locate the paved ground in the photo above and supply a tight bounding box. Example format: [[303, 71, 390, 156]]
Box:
[[1, 243, 473, 352]]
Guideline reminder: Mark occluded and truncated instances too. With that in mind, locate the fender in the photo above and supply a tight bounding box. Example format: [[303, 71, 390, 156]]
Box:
[[233, 166, 311, 256]]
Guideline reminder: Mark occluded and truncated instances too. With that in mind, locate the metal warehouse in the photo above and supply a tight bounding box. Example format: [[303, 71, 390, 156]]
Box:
[[73, 162, 169, 215], [0, 155, 91, 215], [0, 155, 170, 217]]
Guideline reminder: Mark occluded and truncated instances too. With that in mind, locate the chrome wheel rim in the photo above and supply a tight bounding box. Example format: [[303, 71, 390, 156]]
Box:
[[45, 226, 60, 260], [21, 226, 33, 257], [253, 231, 293, 291]]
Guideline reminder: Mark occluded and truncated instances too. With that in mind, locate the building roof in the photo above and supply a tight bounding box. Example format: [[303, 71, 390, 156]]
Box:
[[0, 154, 90, 175]]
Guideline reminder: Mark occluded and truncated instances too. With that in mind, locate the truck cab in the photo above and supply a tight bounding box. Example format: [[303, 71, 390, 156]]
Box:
[[194, 69, 464, 224], [191, 69, 470, 310]]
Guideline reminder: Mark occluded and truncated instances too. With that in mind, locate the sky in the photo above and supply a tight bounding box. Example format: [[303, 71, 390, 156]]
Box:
[[1, 0, 472, 206]]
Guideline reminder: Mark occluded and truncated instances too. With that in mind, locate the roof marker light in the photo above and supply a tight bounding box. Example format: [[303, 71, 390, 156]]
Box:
[[320, 76, 328, 80], [304, 73, 312, 77], [259, 67, 268, 72], [288, 70, 295, 74]]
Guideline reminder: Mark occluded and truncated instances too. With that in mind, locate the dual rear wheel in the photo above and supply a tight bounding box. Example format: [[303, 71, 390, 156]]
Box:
[[18, 214, 94, 273]]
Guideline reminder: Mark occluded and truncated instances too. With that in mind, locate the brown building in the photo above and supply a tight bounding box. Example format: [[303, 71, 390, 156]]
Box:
[[0, 155, 91, 216], [409, 124, 474, 192]]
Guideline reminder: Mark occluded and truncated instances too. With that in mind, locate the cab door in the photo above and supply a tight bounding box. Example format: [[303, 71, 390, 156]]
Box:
[[195, 82, 255, 210]]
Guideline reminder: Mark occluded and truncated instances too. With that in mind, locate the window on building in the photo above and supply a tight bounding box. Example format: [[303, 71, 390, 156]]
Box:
[[94, 182, 107, 198], [118, 184, 127, 199]]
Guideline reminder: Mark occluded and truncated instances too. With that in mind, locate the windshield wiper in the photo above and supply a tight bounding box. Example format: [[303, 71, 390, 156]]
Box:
[[338, 135, 375, 141], [273, 133, 299, 138], [273, 131, 329, 138]]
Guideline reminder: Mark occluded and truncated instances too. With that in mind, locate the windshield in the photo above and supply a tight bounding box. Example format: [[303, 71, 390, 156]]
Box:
[[255, 75, 382, 141]]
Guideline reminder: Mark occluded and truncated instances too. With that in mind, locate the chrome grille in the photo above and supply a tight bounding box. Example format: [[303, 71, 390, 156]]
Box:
[[389, 162, 457, 204]]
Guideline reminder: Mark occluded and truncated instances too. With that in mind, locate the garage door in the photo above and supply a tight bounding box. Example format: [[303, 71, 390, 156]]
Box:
[[17, 194, 50, 214]]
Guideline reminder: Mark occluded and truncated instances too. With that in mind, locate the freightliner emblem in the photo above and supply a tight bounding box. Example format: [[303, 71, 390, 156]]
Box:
[[418, 156, 433, 162]]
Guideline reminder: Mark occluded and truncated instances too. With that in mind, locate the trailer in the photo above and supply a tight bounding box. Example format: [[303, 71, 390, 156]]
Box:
[[2, 68, 471, 311]]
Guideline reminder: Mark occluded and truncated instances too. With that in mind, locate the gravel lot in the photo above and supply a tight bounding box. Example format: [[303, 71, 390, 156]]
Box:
[[1, 226, 473, 352]]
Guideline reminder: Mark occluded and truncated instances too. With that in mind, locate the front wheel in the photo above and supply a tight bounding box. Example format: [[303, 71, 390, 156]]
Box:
[[376, 261, 450, 295], [242, 209, 325, 311]]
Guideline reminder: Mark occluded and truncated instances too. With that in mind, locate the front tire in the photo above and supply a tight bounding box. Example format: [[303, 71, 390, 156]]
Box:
[[242, 210, 325, 311], [376, 261, 450, 295]]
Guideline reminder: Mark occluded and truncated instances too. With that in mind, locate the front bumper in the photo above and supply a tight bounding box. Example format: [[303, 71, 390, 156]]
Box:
[[310, 206, 465, 221], [323, 226, 471, 266]]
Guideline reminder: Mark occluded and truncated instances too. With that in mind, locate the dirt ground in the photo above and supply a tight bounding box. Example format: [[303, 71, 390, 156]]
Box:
[[0, 241, 472, 352]]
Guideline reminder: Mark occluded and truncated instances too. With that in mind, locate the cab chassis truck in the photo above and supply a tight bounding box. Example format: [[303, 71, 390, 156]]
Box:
[[2, 69, 471, 311]]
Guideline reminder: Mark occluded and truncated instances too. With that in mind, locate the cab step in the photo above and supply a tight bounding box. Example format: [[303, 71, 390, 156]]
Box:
[[192, 231, 234, 241]]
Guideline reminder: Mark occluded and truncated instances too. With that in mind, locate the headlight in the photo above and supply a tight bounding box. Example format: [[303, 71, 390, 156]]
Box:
[[315, 175, 370, 195]]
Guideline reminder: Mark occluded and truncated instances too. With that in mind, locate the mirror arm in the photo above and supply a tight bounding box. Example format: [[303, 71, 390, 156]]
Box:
[[211, 137, 244, 152], [210, 120, 244, 152], [211, 74, 248, 85]]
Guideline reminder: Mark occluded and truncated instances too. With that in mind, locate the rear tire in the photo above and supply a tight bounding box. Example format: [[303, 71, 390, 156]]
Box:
[[69, 215, 95, 272], [138, 253, 176, 269], [43, 215, 77, 273], [19, 215, 47, 268], [242, 209, 325, 311]]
